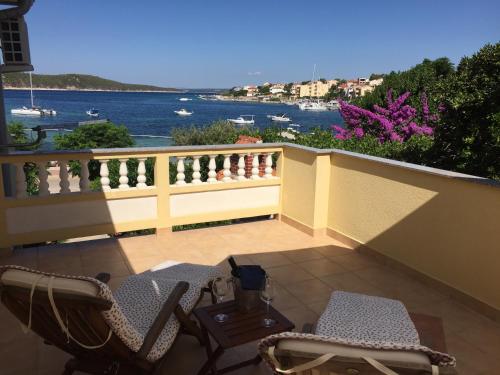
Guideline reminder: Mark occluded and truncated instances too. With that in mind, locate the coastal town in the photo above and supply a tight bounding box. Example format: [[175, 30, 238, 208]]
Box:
[[222, 75, 385, 104]]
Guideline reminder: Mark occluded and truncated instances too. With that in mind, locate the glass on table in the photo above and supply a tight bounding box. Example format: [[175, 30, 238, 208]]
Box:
[[212, 276, 231, 323], [260, 275, 276, 327]]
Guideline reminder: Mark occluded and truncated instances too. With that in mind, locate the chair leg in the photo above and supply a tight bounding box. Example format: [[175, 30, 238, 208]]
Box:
[[175, 305, 205, 346]]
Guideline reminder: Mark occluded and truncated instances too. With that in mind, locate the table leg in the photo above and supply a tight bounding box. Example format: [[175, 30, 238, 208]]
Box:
[[198, 346, 224, 375]]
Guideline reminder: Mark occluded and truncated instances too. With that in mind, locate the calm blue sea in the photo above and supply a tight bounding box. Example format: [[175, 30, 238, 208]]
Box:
[[4, 90, 343, 149]]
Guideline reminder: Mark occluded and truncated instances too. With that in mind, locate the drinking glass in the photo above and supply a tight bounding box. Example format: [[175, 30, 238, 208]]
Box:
[[212, 277, 230, 323], [260, 276, 276, 327]]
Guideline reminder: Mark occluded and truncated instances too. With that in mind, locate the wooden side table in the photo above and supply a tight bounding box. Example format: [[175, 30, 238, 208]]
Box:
[[194, 300, 295, 375]]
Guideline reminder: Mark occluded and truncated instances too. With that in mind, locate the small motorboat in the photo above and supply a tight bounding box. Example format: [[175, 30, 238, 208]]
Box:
[[174, 108, 193, 116], [179, 97, 192, 101], [86, 108, 99, 117], [227, 115, 255, 125], [270, 113, 291, 122]]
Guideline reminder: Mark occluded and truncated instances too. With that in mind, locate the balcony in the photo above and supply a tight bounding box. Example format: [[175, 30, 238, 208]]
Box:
[[1, 143, 500, 374]]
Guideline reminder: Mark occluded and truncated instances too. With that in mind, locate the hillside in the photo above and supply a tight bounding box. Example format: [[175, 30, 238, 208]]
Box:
[[2, 73, 180, 92]]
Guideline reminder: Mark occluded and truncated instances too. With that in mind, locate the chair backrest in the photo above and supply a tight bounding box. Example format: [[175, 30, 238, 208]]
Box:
[[271, 339, 435, 375], [0, 266, 136, 364]]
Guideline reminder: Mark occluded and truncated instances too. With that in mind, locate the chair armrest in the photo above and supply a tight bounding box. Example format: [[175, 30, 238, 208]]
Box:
[[95, 273, 111, 284], [136, 281, 189, 360]]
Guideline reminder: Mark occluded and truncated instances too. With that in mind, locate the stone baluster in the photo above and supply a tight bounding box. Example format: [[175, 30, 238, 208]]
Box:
[[222, 154, 232, 182], [15, 162, 27, 198], [100, 159, 111, 191], [79, 160, 90, 193], [176, 157, 186, 185], [58, 161, 71, 194], [37, 162, 50, 196], [207, 155, 217, 183], [192, 156, 202, 184], [136, 158, 147, 188], [250, 153, 261, 180], [237, 154, 246, 181], [264, 153, 274, 179], [118, 159, 129, 189]]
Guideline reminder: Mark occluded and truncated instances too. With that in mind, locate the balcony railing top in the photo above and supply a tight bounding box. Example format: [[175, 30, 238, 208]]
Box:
[[0, 142, 498, 189]]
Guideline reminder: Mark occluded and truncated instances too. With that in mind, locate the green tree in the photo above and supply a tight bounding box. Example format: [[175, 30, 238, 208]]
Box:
[[7, 122, 39, 195], [54, 122, 154, 189], [257, 85, 270, 95], [432, 43, 500, 179], [354, 57, 454, 113], [369, 73, 384, 80]]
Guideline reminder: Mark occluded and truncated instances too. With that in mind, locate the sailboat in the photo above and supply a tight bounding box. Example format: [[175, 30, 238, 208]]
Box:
[[11, 72, 57, 116], [297, 64, 328, 112]]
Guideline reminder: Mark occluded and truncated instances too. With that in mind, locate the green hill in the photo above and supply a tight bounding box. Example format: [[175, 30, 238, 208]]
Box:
[[2, 73, 180, 92]]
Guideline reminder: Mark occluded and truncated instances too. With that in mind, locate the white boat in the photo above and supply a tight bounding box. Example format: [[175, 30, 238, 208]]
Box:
[[227, 115, 255, 125], [179, 97, 192, 101], [10, 72, 57, 116], [298, 101, 328, 111], [86, 108, 99, 117], [174, 108, 193, 116], [327, 100, 340, 110], [270, 113, 291, 122]]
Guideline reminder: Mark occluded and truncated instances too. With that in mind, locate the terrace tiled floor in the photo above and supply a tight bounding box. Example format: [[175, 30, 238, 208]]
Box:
[[1, 219, 500, 374]]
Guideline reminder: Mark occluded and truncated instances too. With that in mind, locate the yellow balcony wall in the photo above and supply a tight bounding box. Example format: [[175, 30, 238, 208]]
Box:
[[328, 151, 500, 316]]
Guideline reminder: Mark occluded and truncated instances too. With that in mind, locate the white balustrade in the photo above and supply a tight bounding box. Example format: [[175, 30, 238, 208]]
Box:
[[207, 155, 217, 183], [176, 157, 186, 185], [58, 161, 71, 194], [222, 154, 232, 182], [250, 153, 261, 180], [264, 153, 274, 179], [136, 158, 147, 188], [99, 159, 111, 191], [118, 159, 129, 190], [37, 162, 49, 196], [15, 162, 27, 198], [192, 156, 202, 184], [79, 160, 90, 193], [237, 154, 246, 181]]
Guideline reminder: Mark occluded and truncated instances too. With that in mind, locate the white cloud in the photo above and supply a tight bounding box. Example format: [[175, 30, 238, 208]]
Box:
[[247, 71, 262, 76]]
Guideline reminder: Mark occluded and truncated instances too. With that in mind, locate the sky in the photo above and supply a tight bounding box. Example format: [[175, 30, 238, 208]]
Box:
[[23, 0, 500, 88]]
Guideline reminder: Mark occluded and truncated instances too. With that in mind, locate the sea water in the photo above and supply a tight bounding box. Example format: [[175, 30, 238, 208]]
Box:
[[4, 90, 343, 149]]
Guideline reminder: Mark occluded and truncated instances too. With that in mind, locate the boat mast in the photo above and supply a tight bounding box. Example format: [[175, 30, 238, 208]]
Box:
[[29, 71, 34, 107]]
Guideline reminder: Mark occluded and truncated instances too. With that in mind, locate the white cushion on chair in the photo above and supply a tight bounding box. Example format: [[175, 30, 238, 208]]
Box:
[[113, 275, 202, 362], [1, 269, 99, 297]]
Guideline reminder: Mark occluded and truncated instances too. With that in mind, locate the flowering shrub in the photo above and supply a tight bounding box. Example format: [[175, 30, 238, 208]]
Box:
[[333, 89, 438, 143]]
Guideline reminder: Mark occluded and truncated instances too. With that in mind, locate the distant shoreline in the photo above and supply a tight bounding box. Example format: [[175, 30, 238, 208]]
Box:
[[4, 86, 183, 93]]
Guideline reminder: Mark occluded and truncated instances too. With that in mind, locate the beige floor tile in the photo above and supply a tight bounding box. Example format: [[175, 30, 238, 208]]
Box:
[[330, 253, 379, 271], [266, 264, 315, 284], [273, 285, 303, 310], [314, 244, 354, 257], [285, 278, 333, 304], [296, 258, 348, 278], [248, 252, 292, 268], [0, 336, 39, 375], [280, 305, 319, 333], [446, 333, 498, 375], [282, 248, 324, 263], [320, 272, 380, 296]]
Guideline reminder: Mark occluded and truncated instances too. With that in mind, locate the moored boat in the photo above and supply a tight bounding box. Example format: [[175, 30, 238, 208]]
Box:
[[227, 115, 255, 125], [174, 108, 193, 116], [10, 72, 57, 116], [86, 108, 99, 117], [270, 113, 291, 122]]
